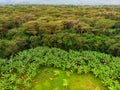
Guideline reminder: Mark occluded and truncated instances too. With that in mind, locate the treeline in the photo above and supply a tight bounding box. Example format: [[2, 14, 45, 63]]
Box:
[[0, 5, 120, 58]]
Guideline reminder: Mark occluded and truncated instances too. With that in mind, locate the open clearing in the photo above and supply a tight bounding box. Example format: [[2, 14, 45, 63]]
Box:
[[31, 68, 108, 90]]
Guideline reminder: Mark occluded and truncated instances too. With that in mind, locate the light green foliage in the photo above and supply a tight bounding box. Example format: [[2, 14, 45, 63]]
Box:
[[63, 79, 68, 87], [0, 47, 120, 90], [95, 19, 115, 31], [54, 70, 60, 76]]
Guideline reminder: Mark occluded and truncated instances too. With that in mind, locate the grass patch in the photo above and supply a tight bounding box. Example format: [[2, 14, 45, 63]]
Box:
[[31, 68, 108, 90]]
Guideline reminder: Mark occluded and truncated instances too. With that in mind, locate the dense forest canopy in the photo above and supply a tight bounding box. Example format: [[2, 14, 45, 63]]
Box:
[[0, 5, 120, 58]]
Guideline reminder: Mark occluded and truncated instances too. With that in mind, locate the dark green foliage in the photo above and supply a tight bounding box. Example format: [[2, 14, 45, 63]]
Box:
[[112, 21, 120, 29], [0, 6, 120, 57], [29, 36, 41, 48], [108, 42, 120, 56], [0, 38, 27, 58], [41, 33, 82, 50]]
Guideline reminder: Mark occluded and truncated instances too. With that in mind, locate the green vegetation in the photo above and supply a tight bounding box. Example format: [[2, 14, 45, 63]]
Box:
[[0, 6, 120, 58], [0, 47, 120, 90], [0, 5, 120, 90]]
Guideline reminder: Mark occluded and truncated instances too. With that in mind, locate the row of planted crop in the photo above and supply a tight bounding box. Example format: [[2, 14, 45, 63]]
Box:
[[0, 47, 120, 90]]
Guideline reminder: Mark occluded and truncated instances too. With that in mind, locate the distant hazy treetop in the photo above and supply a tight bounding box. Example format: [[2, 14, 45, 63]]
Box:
[[0, 0, 120, 5]]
